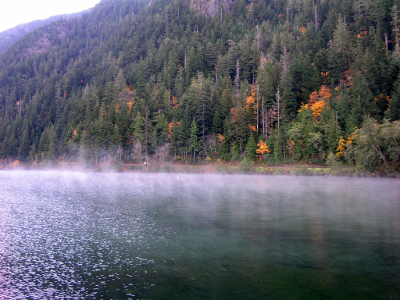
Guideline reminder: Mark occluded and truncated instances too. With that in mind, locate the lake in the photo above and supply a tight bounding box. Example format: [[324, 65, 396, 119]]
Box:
[[0, 171, 399, 299]]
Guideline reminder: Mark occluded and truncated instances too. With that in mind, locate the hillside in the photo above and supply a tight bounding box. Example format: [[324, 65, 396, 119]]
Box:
[[0, 0, 399, 173], [0, 10, 92, 52]]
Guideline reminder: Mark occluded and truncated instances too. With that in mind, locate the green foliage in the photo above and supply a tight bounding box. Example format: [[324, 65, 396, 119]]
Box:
[[274, 132, 284, 162], [38, 126, 56, 162], [232, 141, 240, 161], [0, 0, 398, 172], [326, 152, 339, 167], [239, 158, 254, 173], [188, 118, 200, 163], [245, 135, 257, 160], [388, 78, 400, 121], [352, 118, 400, 172]]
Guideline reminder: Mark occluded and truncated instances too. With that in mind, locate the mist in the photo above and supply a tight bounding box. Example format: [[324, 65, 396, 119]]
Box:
[[1, 171, 399, 299]]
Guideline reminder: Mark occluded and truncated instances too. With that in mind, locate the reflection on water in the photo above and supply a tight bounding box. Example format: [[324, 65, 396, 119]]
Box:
[[0, 171, 399, 299]]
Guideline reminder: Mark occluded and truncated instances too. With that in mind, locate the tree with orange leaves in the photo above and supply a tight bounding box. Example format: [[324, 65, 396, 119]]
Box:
[[311, 100, 327, 119], [306, 85, 331, 107], [336, 133, 354, 158], [256, 140, 270, 160], [299, 85, 331, 120]]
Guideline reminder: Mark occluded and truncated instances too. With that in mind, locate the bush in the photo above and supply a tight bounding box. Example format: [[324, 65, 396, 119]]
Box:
[[239, 158, 254, 173], [353, 118, 400, 172], [326, 152, 342, 168]]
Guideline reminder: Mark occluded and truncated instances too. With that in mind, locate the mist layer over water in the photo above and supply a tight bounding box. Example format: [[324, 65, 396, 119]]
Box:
[[0, 171, 399, 299]]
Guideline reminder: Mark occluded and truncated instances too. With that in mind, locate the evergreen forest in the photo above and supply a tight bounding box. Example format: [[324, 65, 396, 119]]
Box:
[[0, 0, 400, 173]]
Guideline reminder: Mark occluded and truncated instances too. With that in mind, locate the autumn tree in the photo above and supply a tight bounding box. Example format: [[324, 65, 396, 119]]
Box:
[[256, 139, 270, 160]]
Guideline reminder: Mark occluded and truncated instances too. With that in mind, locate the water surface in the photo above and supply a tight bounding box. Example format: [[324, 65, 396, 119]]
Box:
[[0, 171, 399, 299]]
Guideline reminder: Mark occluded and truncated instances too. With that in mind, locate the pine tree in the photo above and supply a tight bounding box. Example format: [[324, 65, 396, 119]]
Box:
[[245, 135, 257, 160], [18, 126, 31, 160], [388, 79, 400, 121], [330, 15, 353, 83], [392, 4, 400, 60], [231, 141, 240, 161], [188, 118, 200, 163]]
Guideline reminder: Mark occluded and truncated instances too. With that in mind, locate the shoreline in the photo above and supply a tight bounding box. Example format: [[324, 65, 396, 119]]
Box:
[[1, 160, 398, 178]]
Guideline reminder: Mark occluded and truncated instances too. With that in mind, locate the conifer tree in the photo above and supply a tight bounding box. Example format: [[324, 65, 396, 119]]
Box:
[[189, 118, 200, 163], [245, 135, 257, 160], [388, 79, 400, 121]]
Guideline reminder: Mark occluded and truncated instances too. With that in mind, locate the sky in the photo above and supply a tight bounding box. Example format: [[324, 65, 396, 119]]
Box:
[[0, 0, 101, 33]]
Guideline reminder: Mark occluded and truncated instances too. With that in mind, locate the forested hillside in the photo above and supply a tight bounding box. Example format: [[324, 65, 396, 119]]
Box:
[[0, 0, 399, 172], [0, 10, 92, 53]]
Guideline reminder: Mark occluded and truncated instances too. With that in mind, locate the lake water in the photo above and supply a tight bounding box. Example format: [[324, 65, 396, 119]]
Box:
[[0, 171, 399, 299]]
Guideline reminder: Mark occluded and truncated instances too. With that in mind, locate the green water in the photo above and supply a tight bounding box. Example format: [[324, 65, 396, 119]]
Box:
[[0, 171, 399, 299]]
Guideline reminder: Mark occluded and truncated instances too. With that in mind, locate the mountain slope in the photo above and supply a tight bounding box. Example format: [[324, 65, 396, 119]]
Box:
[[0, 10, 92, 52], [0, 0, 399, 172]]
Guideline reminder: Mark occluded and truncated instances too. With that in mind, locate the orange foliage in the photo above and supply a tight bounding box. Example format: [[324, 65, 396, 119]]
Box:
[[336, 134, 354, 158], [336, 137, 346, 158], [300, 26, 306, 34], [300, 85, 331, 117], [246, 94, 255, 105], [245, 90, 256, 110], [347, 133, 354, 144], [231, 88, 258, 129], [311, 100, 327, 118], [115, 104, 120, 113], [308, 91, 319, 106], [248, 124, 257, 132], [374, 94, 391, 104], [256, 140, 270, 156], [13, 160, 20, 167], [298, 103, 309, 112], [172, 96, 179, 109], [126, 101, 134, 114], [319, 85, 331, 99], [218, 134, 225, 144], [307, 85, 331, 107], [357, 30, 369, 39], [343, 70, 352, 86], [168, 122, 174, 135], [321, 71, 330, 78]]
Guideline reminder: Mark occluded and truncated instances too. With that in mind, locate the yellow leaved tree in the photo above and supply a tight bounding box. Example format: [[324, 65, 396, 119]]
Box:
[[299, 85, 331, 121], [256, 140, 270, 160], [336, 133, 354, 158]]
